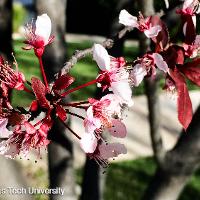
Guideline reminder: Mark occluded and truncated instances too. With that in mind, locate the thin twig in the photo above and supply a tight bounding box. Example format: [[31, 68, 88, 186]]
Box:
[[59, 27, 133, 75]]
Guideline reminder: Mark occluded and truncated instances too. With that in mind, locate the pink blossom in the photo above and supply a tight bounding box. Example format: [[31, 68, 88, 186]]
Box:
[[84, 106, 102, 134], [183, 35, 200, 57], [80, 132, 98, 153], [93, 44, 133, 106], [0, 118, 12, 138], [0, 121, 51, 158], [100, 94, 122, 118], [119, 10, 162, 38], [130, 53, 168, 86], [0, 61, 25, 90], [24, 14, 54, 57]]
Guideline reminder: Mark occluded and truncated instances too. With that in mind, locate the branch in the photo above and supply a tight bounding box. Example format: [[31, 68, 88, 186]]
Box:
[[60, 26, 132, 75], [138, 0, 166, 166]]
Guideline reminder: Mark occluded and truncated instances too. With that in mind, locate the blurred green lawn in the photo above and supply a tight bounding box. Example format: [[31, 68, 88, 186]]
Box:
[[75, 157, 200, 200]]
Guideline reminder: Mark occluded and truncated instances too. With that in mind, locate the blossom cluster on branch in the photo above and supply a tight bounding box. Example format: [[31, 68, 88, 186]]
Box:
[[0, 0, 200, 166]]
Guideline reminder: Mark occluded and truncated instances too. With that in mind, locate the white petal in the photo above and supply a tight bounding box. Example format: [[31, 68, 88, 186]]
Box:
[[153, 53, 169, 73], [164, 0, 169, 9], [111, 81, 133, 107], [192, 15, 196, 28], [35, 14, 52, 45], [119, 10, 138, 28], [93, 44, 110, 71], [183, 0, 193, 9], [80, 133, 97, 153], [130, 64, 147, 86], [183, 22, 187, 36], [144, 25, 162, 38]]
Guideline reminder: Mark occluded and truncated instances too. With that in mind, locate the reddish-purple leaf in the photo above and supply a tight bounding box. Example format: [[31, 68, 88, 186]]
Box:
[[53, 74, 75, 90], [163, 45, 185, 67], [150, 15, 169, 50], [181, 58, 200, 86], [183, 15, 196, 45], [31, 77, 50, 109], [170, 68, 193, 130], [8, 113, 25, 126], [108, 119, 127, 138], [56, 105, 67, 121], [0, 56, 4, 65]]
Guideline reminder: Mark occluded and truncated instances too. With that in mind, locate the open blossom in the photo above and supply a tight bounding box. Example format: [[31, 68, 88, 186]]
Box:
[[119, 10, 162, 38], [0, 58, 25, 90], [177, 0, 200, 16], [24, 14, 54, 57], [0, 121, 51, 158], [130, 53, 169, 86], [183, 35, 200, 57], [177, 0, 200, 33], [93, 44, 133, 106]]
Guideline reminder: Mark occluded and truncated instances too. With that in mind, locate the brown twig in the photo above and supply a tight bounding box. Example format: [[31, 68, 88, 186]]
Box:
[[59, 26, 133, 75]]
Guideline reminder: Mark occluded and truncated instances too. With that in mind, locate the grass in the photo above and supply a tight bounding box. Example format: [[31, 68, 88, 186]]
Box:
[[76, 157, 200, 200]]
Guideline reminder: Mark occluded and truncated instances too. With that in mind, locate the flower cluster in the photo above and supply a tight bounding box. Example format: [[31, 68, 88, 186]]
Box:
[[0, 0, 200, 166]]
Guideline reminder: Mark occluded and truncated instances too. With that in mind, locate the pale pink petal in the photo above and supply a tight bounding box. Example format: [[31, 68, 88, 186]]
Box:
[[111, 81, 133, 107], [144, 25, 162, 38], [183, 0, 194, 10], [108, 119, 127, 138], [119, 10, 139, 28], [0, 141, 19, 158], [130, 63, 147, 87], [153, 53, 169, 73], [35, 14, 51, 45], [98, 143, 127, 159], [24, 121, 36, 134], [84, 106, 102, 133], [101, 94, 121, 117], [194, 35, 200, 46], [93, 44, 110, 71], [0, 118, 13, 138], [80, 133, 97, 153]]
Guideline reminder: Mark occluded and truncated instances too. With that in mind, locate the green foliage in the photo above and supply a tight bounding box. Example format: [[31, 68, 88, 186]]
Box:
[[13, 2, 27, 32], [104, 157, 156, 200], [76, 157, 200, 200]]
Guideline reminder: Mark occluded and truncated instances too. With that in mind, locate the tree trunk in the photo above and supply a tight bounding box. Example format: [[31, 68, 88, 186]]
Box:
[[35, 1, 77, 200], [142, 105, 200, 200], [0, 0, 12, 60], [138, 0, 165, 166]]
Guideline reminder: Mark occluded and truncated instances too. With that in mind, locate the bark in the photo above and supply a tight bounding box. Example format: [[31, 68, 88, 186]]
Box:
[[138, 0, 166, 166], [35, 1, 77, 200], [0, 0, 12, 60], [142, 105, 200, 200]]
